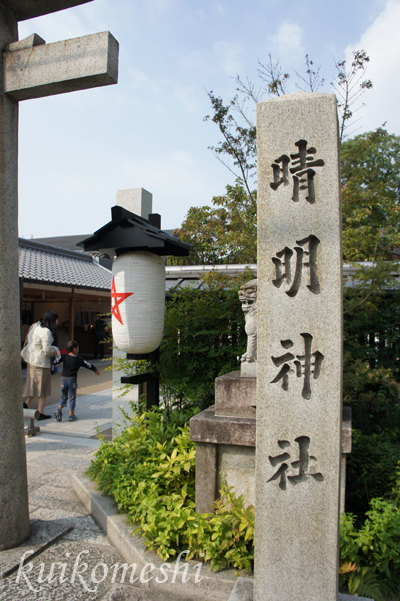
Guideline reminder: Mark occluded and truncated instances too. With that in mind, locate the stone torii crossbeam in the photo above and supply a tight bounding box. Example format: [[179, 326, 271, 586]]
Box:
[[0, 0, 118, 551]]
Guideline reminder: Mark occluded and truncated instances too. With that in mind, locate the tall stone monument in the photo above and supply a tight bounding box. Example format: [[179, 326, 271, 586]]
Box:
[[255, 92, 342, 600], [0, 0, 118, 551]]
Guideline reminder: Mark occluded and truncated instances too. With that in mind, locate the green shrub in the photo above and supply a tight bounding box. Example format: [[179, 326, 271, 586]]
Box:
[[344, 290, 400, 379], [340, 499, 400, 599], [159, 272, 252, 410], [200, 485, 254, 572], [343, 354, 400, 435], [89, 404, 400, 593], [346, 430, 400, 519], [87, 405, 254, 572], [342, 353, 400, 520]]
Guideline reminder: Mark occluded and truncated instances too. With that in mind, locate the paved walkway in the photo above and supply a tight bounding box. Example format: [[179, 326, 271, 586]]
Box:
[[21, 358, 113, 409], [28, 387, 113, 438], [0, 376, 180, 600]]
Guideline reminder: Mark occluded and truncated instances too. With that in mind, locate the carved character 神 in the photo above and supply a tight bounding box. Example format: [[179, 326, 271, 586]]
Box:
[[238, 279, 257, 363]]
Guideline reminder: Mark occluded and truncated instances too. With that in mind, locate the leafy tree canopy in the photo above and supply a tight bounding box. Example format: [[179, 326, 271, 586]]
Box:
[[340, 129, 400, 313], [342, 128, 400, 263], [173, 180, 256, 265], [174, 52, 400, 307], [203, 50, 372, 188], [175, 129, 400, 274]]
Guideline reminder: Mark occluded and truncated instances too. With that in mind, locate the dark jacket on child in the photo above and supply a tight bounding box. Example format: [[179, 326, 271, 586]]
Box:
[[57, 355, 97, 378]]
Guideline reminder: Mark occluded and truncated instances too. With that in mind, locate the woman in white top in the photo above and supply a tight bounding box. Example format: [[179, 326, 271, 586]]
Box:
[[23, 310, 60, 419]]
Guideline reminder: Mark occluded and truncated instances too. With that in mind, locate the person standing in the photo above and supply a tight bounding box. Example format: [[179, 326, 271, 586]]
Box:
[[93, 314, 109, 359], [22, 310, 60, 419], [21, 317, 30, 348], [54, 340, 100, 422]]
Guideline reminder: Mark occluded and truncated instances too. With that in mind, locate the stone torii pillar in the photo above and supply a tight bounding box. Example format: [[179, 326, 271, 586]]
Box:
[[0, 0, 118, 551]]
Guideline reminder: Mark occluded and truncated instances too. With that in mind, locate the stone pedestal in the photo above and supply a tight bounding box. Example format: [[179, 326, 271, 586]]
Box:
[[227, 578, 373, 601], [190, 404, 257, 514], [190, 385, 351, 515], [240, 362, 257, 378], [215, 371, 256, 419]]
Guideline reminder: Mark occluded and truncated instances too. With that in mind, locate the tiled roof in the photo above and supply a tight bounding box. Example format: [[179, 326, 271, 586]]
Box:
[[19, 239, 112, 291], [32, 234, 92, 251], [33, 231, 179, 250]]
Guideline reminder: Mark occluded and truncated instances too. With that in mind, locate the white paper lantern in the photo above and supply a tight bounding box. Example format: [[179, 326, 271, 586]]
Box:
[[111, 251, 165, 354]]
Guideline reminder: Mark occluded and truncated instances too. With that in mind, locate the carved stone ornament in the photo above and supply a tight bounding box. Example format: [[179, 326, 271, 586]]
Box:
[[238, 279, 257, 363]]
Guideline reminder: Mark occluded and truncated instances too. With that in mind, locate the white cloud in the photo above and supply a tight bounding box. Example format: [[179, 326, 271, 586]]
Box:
[[213, 41, 243, 76], [146, 0, 180, 20], [188, 8, 206, 21], [215, 3, 225, 15], [178, 50, 212, 79], [174, 86, 200, 114], [118, 151, 227, 228], [269, 20, 305, 62], [345, 0, 400, 135], [125, 68, 159, 94], [18, 7, 96, 44]]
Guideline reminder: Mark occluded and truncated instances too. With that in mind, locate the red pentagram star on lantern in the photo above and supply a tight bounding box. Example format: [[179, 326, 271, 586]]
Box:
[[111, 277, 134, 325]]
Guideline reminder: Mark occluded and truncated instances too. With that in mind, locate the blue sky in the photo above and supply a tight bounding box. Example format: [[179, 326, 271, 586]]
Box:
[[17, 0, 400, 238]]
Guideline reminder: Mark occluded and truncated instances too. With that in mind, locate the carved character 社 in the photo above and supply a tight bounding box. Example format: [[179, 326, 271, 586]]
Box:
[[238, 279, 257, 363]]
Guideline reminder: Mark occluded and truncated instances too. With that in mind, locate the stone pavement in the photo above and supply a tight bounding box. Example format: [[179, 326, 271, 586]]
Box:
[[0, 378, 183, 600], [28, 387, 113, 439], [21, 358, 113, 409]]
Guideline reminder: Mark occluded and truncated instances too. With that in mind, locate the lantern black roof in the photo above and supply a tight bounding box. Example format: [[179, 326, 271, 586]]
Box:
[[78, 206, 193, 258]]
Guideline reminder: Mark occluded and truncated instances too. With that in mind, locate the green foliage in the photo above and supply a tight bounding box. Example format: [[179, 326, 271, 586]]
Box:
[[87, 406, 254, 572], [202, 485, 254, 573], [392, 463, 400, 507], [336, 129, 400, 315], [203, 51, 372, 198], [331, 49, 372, 142], [346, 430, 400, 519], [343, 352, 400, 432], [340, 499, 400, 599], [159, 273, 250, 410], [87, 405, 198, 558], [204, 92, 256, 201], [342, 350, 400, 519], [173, 180, 256, 265], [87, 391, 400, 590], [341, 129, 400, 261], [342, 289, 400, 521], [110, 355, 153, 398], [344, 291, 400, 376]]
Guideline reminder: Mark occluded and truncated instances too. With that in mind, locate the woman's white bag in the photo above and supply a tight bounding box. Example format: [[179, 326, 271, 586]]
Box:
[[21, 323, 37, 363]]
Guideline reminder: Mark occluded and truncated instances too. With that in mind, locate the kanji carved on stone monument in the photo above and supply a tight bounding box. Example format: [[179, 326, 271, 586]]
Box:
[[272, 235, 320, 296], [267, 436, 324, 491], [270, 333, 324, 399], [270, 139, 325, 204], [256, 92, 342, 601]]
